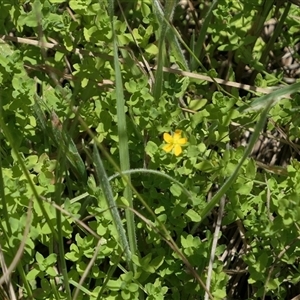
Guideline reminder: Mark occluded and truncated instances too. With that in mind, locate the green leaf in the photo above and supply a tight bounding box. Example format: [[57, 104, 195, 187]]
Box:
[[83, 25, 98, 42], [170, 184, 182, 197], [191, 110, 210, 128], [127, 283, 139, 293], [69, 0, 91, 12], [186, 209, 201, 222], [45, 253, 57, 265], [146, 141, 158, 156], [49, 0, 66, 3], [25, 155, 38, 170], [65, 244, 80, 262], [26, 267, 40, 281], [107, 279, 122, 291], [212, 289, 227, 299], [46, 266, 57, 277], [145, 43, 159, 55], [35, 252, 44, 265], [188, 98, 207, 111], [141, 3, 151, 18], [267, 278, 280, 290], [18, 12, 38, 28]]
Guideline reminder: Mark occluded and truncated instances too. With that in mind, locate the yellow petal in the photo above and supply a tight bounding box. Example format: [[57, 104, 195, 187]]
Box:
[[173, 144, 182, 156], [163, 133, 173, 143], [177, 137, 187, 145], [173, 130, 182, 142], [163, 144, 173, 153]]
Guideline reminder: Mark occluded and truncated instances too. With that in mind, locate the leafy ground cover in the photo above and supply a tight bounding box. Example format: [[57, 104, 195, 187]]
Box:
[[1, 0, 300, 299]]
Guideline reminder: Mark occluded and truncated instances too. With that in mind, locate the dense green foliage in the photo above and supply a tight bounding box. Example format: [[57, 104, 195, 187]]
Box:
[[1, 0, 300, 299]]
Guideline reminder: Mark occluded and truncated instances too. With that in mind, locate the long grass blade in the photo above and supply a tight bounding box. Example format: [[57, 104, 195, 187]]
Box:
[[152, 0, 177, 99], [32, 98, 87, 182], [242, 81, 300, 112], [107, 0, 137, 268], [93, 144, 131, 265], [190, 0, 219, 70]]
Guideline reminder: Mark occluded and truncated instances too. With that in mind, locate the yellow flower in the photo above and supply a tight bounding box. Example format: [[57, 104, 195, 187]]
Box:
[[163, 130, 187, 156]]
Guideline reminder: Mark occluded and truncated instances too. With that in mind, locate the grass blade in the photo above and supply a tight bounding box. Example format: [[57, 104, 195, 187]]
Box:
[[190, 0, 219, 70], [107, 0, 137, 268], [93, 144, 131, 265], [242, 82, 300, 112], [32, 98, 87, 183], [152, 0, 177, 99]]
